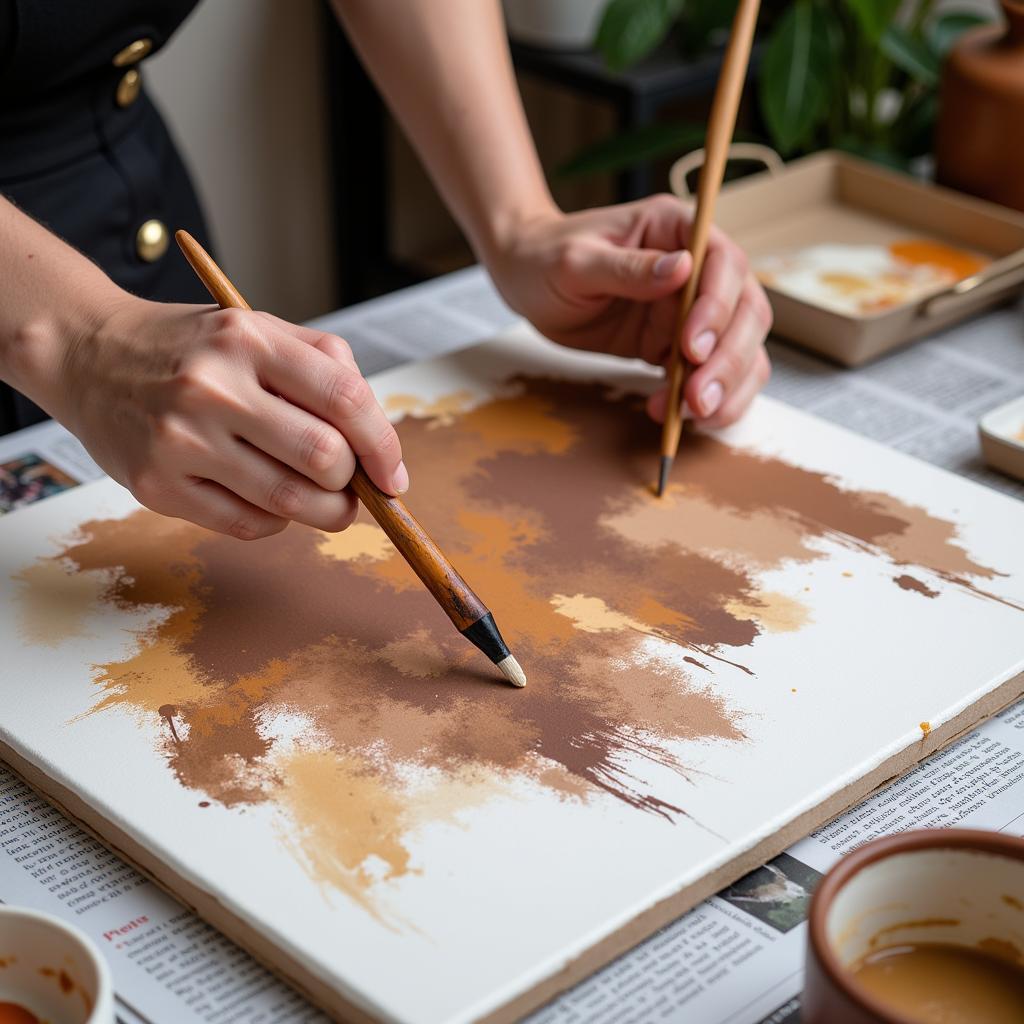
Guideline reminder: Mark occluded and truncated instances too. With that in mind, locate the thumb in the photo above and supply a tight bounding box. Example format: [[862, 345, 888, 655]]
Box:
[[575, 244, 692, 302]]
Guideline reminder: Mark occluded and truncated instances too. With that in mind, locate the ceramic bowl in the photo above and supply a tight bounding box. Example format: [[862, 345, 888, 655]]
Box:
[[979, 394, 1024, 482], [0, 906, 114, 1024], [803, 828, 1024, 1023]]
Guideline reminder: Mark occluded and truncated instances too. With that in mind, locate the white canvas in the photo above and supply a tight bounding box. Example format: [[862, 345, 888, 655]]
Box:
[[1, 326, 1022, 1024]]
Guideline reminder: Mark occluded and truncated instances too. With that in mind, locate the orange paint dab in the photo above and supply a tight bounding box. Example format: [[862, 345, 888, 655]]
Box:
[[920, 721, 932, 737], [889, 240, 988, 281]]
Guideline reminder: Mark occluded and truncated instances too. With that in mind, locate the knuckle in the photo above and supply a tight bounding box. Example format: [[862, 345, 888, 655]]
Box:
[[267, 475, 306, 517], [369, 426, 401, 461], [324, 333, 353, 361], [299, 422, 343, 473], [716, 347, 747, 384], [226, 514, 273, 542], [170, 357, 225, 407], [127, 467, 170, 510], [652, 192, 681, 215], [324, 370, 371, 420], [753, 292, 774, 332]]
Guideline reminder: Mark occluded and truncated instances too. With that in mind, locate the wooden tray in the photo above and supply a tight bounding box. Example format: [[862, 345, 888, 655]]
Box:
[[673, 149, 1024, 367]]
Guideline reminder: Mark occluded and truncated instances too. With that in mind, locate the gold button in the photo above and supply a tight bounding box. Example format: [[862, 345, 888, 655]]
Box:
[[116, 68, 141, 107], [113, 38, 153, 67], [136, 219, 169, 263]]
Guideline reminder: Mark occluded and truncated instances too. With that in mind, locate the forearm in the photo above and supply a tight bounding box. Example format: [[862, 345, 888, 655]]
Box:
[[331, 0, 557, 263], [0, 196, 124, 413]]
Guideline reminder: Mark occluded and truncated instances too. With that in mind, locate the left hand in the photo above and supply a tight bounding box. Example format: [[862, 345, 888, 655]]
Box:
[[487, 195, 772, 429]]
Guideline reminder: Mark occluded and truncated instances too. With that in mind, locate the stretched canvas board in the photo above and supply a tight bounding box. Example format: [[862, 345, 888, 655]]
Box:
[[2, 326, 1023, 1024]]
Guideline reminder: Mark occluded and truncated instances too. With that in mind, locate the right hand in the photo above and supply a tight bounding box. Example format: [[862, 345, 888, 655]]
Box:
[[49, 295, 406, 540]]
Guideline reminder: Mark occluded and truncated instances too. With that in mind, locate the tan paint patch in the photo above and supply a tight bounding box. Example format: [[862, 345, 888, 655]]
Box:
[[550, 593, 648, 634], [725, 592, 811, 633], [15, 559, 110, 646], [317, 523, 392, 563]]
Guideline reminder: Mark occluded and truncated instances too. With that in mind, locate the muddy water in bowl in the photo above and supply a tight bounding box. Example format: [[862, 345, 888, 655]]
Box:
[[0, 907, 112, 1024], [804, 830, 1024, 1024]]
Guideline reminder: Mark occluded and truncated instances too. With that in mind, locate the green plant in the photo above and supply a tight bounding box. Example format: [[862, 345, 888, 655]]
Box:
[[562, 0, 990, 177]]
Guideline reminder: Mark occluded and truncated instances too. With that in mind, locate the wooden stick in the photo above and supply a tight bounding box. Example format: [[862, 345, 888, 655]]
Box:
[[657, 0, 761, 497], [176, 230, 526, 688]]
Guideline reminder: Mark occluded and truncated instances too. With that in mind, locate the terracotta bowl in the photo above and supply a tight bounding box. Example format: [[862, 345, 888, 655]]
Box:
[[803, 829, 1024, 1023], [0, 905, 114, 1023]]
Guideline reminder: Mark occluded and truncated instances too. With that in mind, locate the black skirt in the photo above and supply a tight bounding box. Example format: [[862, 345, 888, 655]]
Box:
[[0, 0, 212, 433]]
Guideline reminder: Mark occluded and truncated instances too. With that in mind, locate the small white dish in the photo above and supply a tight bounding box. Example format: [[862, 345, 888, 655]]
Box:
[[0, 906, 114, 1024], [979, 395, 1024, 482]]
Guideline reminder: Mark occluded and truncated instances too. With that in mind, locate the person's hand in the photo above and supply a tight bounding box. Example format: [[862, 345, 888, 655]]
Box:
[[487, 195, 772, 428], [46, 295, 406, 540]]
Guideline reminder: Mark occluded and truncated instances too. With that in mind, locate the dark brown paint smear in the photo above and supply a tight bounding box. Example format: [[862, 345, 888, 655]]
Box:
[[894, 574, 939, 598], [38, 375, 1019, 909]]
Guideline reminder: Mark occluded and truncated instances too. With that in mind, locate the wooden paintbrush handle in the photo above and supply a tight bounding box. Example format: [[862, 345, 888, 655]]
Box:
[[348, 466, 486, 631], [661, 0, 761, 464]]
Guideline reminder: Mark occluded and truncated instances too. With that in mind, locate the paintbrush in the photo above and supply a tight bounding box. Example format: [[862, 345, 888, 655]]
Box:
[[657, 0, 761, 497], [175, 230, 527, 688]]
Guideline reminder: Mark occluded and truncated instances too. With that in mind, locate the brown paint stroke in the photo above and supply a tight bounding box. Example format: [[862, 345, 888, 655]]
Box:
[[20, 375, 1020, 919], [894, 574, 939, 599]]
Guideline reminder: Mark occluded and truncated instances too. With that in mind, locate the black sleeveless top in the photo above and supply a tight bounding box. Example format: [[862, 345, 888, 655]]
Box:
[[0, 0, 214, 433]]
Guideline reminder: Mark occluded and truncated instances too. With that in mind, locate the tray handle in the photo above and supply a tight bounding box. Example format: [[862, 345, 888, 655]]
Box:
[[669, 143, 783, 199], [919, 253, 1024, 318]]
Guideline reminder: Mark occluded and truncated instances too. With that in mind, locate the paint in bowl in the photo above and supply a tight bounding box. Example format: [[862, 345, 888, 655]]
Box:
[[803, 829, 1024, 1023], [0, 906, 113, 1024]]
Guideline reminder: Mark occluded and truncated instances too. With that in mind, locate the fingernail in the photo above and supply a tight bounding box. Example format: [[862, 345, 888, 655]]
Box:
[[653, 251, 683, 278], [700, 381, 723, 417], [393, 461, 410, 494], [692, 330, 716, 361]]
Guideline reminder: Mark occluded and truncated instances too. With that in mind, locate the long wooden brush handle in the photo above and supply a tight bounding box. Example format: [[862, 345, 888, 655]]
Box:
[[659, 0, 761, 468], [175, 229, 486, 632]]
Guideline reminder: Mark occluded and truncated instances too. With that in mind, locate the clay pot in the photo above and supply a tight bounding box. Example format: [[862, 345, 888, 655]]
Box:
[[803, 829, 1024, 1023], [936, 2, 1024, 212]]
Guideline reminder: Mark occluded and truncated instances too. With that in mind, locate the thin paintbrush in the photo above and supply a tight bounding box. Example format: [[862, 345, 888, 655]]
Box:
[[657, 0, 761, 497], [176, 230, 527, 688]]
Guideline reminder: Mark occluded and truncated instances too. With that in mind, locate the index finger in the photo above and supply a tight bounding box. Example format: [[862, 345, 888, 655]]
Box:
[[259, 335, 407, 496]]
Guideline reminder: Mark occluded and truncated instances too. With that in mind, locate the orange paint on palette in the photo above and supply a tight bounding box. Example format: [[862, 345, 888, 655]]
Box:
[[889, 240, 989, 281]]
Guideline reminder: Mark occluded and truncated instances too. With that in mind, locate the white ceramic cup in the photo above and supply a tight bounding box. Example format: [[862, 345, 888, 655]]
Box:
[[0, 906, 114, 1024]]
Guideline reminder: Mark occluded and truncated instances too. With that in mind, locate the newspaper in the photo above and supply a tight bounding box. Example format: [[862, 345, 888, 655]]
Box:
[[1, 266, 1022, 1024]]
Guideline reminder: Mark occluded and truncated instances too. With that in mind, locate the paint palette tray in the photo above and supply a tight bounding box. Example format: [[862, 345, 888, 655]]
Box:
[[980, 395, 1024, 482], [711, 151, 1024, 366]]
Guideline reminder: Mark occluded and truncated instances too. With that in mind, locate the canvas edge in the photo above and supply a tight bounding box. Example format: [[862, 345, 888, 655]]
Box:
[[2, 670, 1021, 1024]]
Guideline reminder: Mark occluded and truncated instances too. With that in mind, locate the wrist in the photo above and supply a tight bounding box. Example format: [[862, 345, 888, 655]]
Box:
[[476, 193, 562, 268], [1, 277, 130, 420]]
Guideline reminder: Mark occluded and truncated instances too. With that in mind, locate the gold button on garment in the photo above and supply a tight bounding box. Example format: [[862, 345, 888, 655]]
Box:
[[113, 38, 153, 67], [116, 68, 141, 107], [136, 220, 169, 263]]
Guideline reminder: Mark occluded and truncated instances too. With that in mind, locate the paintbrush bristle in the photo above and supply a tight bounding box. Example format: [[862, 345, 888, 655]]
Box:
[[497, 655, 527, 688], [657, 455, 672, 498]]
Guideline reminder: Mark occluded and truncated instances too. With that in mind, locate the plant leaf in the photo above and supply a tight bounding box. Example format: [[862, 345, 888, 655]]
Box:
[[928, 11, 989, 56], [881, 24, 940, 86], [595, 0, 684, 71], [843, 0, 901, 44], [557, 122, 708, 178], [759, 0, 833, 155]]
